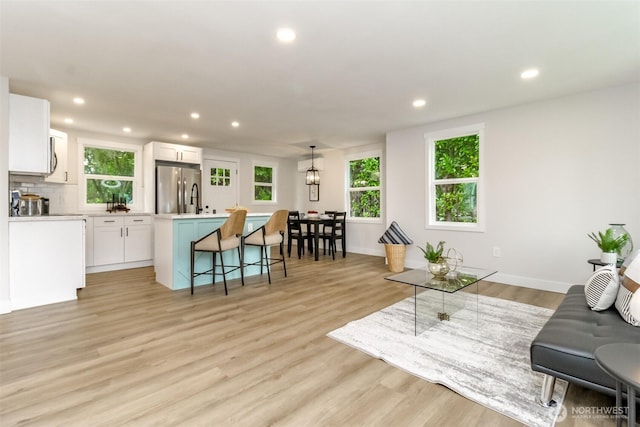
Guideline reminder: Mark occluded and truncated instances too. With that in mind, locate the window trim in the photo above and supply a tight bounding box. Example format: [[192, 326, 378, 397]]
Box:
[[252, 161, 277, 204], [425, 123, 485, 232], [345, 150, 383, 224], [78, 138, 143, 212]]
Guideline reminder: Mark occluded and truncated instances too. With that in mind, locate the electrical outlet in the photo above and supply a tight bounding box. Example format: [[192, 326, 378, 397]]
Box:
[[247, 223, 254, 232], [493, 247, 501, 257]]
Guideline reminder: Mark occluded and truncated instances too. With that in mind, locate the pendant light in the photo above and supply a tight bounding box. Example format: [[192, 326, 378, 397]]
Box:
[[306, 145, 320, 185]]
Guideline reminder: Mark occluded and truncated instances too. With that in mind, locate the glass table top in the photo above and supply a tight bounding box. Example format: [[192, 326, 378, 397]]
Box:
[[384, 266, 498, 293]]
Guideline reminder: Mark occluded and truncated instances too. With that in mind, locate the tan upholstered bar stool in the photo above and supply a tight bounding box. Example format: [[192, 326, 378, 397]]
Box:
[[190, 209, 247, 295], [243, 210, 288, 284]]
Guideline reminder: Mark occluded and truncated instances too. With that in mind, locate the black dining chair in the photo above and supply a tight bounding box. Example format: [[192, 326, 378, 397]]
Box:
[[287, 211, 307, 259], [321, 211, 346, 259]]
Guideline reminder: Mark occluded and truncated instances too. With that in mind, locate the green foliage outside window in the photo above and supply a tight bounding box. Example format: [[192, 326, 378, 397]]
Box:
[[349, 157, 381, 218], [84, 147, 135, 204], [434, 135, 479, 223], [254, 185, 273, 201], [211, 168, 231, 186], [254, 166, 273, 201]]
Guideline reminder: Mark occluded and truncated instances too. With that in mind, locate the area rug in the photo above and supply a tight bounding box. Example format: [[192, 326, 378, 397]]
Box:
[[327, 292, 567, 427]]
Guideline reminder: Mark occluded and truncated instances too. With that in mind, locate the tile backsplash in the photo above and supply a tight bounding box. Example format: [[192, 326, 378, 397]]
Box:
[[9, 174, 78, 214]]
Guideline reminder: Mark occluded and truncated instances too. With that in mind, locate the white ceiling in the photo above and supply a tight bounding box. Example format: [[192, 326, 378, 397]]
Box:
[[1, 1, 639, 158]]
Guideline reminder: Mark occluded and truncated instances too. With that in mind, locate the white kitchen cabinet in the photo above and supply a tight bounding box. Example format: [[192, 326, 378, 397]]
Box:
[[9, 217, 85, 310], [90, 215, 153, 271], [146, 141, 202, 164], [124, 216, 153, 262], [93, 217, 125, 266], [45, 129, 69, 183], [8, 94, 52, 174]]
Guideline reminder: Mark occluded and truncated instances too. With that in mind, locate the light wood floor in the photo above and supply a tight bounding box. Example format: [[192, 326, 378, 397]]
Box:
[[0, 252, 616, 426]]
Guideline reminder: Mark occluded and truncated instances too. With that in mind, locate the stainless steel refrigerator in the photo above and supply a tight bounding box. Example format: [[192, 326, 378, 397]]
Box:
[[155, 163, 202, 214]]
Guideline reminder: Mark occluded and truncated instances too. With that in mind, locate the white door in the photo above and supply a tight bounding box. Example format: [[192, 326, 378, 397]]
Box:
[[202, 159, 238, 213]]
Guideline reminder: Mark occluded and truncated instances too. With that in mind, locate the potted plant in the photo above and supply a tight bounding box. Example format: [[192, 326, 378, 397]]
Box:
[[418, 240, 450, 278], [588, 227, 629, 264]]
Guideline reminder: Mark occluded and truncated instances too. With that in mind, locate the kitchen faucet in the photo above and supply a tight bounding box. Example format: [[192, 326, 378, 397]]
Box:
[[190, 183, 202, 214]]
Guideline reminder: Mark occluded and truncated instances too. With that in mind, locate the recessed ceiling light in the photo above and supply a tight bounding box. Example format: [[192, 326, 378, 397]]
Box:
[[73, 97, 85, 105], [231, 121, 240, 128], [521, 69, 540, 79], [190, 112, 200, 119], [276, 28, 296, 43], [122, 127, 131, 133], [64, 118, 74, 124], [412, 99, 427, 108], [181, 134, 189, 139]]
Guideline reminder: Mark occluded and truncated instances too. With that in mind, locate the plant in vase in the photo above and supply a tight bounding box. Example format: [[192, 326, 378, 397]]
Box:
[[418, 240, 450, 278], [588, 227, 629, 264]]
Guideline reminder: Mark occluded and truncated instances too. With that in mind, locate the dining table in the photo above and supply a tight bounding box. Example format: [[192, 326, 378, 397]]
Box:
[[298, 216, 334, 261]]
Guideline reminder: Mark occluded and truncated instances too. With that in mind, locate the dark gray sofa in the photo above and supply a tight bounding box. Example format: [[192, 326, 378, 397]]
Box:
[[530, 284, 640, 406]]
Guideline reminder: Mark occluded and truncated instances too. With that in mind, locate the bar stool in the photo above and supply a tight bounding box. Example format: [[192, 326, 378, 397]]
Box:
[[243, 210, 288, 283], [190, 210, 247, 295]]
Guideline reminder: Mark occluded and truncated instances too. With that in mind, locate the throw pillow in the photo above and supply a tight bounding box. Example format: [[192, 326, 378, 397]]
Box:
[[584, 265, 619, 311], [615, 255, 640, 326]]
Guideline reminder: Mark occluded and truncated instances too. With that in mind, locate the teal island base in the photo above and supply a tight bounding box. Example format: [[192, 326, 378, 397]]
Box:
[[154, 213, 271, 290]]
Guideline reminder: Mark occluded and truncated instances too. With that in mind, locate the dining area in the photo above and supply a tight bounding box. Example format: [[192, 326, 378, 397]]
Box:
[[287, 211, 347, 261]]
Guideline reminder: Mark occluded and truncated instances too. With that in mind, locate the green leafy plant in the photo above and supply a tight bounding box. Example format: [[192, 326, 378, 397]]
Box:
[[418, 240, 446, 262], [588, 228, 629, 254]]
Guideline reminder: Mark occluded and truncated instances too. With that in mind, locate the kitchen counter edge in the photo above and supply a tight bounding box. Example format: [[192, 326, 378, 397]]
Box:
[[9, 214, 87, 222], [155, 212, 272, 220]]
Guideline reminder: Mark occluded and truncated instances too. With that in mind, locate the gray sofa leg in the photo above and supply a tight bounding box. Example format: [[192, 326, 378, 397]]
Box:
[[536, 374, 557, 407]]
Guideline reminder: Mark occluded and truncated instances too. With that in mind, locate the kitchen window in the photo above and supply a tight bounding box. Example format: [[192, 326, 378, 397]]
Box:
[[78, 139, 143, 211], [346, 151, 382, 222], [425, 123, 485, 232], [253, 162, 276, 203]]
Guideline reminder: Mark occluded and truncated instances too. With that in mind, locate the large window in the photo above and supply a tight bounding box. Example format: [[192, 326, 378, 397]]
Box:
[[426, 123, 484, 231], [347, 152, 381, 221], [79, 139, 142, 211], [253, 163, 276, 203]]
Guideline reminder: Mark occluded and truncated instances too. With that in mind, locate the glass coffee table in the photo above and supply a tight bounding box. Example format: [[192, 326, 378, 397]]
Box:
[[385, 266, 498, 335]]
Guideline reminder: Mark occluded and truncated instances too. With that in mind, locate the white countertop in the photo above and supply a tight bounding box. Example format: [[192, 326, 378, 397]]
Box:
[[155, 212, 272, 220], [9, 214, 87, 222]]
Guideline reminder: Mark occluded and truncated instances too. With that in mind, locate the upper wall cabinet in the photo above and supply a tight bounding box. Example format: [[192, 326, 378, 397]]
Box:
[[8, 94, 52, 175], [146, 141, 202, 165], [45, 129, 69, 183]]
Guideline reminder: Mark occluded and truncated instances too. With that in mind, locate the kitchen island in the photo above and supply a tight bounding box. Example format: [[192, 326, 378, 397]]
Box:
[[154, 213, 271, 290]]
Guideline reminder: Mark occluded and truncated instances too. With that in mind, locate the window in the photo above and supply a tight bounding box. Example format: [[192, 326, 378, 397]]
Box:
[[253, 163, 276, 203], [210, 167, 231, 186], [426, 123, 484, 231], [347, 152, 381, 221], [79, 139, 142, 211]]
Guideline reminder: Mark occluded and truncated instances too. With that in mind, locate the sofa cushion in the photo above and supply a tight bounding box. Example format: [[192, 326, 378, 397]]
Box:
[[584, 265, 618, 311], [531, 285, 640, 395]]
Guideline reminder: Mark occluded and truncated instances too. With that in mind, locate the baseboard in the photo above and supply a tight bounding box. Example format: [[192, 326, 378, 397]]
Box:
[[403, 259, 572, 294], [86, 260, 153, 274], [488, 273, 573, 294], [0, 299, 12, 314]]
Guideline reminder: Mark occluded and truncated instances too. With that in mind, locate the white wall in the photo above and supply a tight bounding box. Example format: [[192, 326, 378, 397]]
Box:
[[387, 83, 640, 292], [0, 76, 10, 313], [204, 148, 297, 213]]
